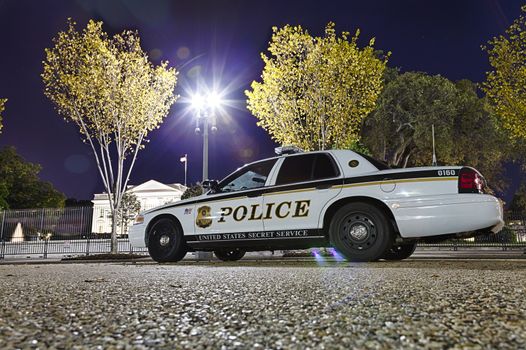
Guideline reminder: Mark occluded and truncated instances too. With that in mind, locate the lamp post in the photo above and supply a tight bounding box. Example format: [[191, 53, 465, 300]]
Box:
[[192, 92, 220, 182]]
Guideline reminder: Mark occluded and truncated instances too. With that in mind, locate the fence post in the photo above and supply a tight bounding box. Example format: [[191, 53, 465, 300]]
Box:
[[80, 207, 84, 238], [0, 240, 4, 260], [40, 208, 45, 233], [0, 210, 5, 242], [86, 234, 90, 257]]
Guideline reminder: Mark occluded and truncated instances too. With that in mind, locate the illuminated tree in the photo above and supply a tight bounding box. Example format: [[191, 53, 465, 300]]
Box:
[[0, 98, 6, 133], [42, 20, 178, 253], [482, 5, 526, 142], [246, 22, 388, 151]]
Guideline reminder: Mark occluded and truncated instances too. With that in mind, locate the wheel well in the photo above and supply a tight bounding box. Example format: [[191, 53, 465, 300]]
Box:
[[145, 214, 183, 247], [322, 196, 399, 237]]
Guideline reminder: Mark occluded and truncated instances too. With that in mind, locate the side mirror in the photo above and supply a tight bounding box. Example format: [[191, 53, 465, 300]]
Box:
[[202, 179, 219, 193]]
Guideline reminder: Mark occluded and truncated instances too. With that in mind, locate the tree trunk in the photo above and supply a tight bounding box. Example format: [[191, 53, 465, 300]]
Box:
[[110, 207, 118, 254]]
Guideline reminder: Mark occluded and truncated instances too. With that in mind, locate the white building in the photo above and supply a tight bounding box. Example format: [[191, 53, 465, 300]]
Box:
[[91, 180, 186, 234]]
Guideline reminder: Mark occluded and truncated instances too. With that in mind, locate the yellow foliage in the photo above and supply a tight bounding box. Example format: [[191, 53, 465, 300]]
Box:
[[41, 19, 178, 250], [483, 5, 526, 141], [42, 19, 178, 145], [246, 22, 388, 150], [0, 98, 5, 133]]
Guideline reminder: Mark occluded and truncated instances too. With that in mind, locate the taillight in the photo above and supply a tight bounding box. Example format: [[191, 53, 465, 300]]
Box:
[[458, 167, 484, 193]]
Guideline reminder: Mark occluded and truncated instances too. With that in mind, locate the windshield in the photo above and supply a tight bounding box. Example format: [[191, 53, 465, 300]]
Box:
[[217, 159, 277, 193]]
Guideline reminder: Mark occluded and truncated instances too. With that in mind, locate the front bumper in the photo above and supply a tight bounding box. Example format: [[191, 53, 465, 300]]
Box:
[[129, 224, 146, 248]]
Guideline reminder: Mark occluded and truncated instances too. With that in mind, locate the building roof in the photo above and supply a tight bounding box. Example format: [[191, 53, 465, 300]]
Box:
[[92, 180, 187, 201]]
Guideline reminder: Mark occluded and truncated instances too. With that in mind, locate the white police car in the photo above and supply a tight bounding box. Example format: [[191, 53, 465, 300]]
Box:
[[130, 148, 504, 262]]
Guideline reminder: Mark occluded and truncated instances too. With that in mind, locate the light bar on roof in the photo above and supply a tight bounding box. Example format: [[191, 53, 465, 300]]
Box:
[[275, 146, 304, 155]]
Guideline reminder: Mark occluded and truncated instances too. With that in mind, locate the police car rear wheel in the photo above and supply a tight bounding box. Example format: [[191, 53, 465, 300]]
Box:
[[381, 242, 417, 260], [147, 218, 187, 263], [329, 203, 394, 262], [214, 249, 246, 261]]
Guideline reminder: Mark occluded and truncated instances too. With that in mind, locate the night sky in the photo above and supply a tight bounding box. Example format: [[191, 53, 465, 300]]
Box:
[[0, 0, 523, 201]]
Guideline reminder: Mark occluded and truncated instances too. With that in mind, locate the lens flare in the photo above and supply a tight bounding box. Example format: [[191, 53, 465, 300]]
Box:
[[312, 249, 326, 264], [329, 248, 345, 262]]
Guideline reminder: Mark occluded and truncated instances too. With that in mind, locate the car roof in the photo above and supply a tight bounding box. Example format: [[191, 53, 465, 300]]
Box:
[[238, 149, 379, 171]]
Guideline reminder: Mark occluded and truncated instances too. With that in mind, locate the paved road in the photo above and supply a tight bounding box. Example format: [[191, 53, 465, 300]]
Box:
[[0, 260, 525, 349]]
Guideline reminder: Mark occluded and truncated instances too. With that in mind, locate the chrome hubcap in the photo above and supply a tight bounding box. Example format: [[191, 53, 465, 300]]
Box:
[[340, 213, 377, 251], [349, 224, 369, 241], [159, 235, 170, 247]]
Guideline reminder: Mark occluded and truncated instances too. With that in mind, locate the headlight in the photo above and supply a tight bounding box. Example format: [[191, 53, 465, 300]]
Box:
[[134, 214, 144, 225]]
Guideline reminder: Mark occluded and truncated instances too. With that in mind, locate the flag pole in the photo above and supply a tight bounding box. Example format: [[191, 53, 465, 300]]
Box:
[[180, 154, 188, 186], [184, 153, 187, 187]]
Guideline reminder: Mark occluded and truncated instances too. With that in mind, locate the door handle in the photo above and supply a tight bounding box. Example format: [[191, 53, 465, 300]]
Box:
[[316, 184, 332, 190], [247, 192, 261, 198]]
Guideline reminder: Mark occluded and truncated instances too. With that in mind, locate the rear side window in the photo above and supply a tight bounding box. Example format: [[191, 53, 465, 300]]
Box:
[[276, 153, 339, 185], [313, 153, 338, 179]]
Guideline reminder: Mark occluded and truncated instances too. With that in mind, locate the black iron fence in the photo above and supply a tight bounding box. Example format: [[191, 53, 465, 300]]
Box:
[[0, 237, 147, 259], [0, 207, 524, 259], [0, 207, 93, 241], [0, 207, 147, 258]]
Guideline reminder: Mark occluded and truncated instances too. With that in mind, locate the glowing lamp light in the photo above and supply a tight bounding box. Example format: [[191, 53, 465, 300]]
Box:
[[190, 91, 224, 111], [190, 93, 206, 110], [207, 92, 222, 109]]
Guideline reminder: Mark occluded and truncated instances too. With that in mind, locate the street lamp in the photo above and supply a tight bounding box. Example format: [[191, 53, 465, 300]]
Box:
[[191, 91, 222, 181]]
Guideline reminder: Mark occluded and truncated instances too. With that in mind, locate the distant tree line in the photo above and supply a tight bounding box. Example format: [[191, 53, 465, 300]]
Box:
[[0, 146, 65, 210]]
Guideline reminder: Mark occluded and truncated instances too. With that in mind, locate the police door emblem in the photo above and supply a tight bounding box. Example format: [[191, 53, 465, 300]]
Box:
[[196, 206, 212, 228]]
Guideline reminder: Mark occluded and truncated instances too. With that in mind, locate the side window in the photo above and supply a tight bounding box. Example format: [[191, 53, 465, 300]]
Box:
[[218, 159, 277, 193], [276, 154, 316, 185], [313, 153, 339, 179], [276, 153, 339, 186]]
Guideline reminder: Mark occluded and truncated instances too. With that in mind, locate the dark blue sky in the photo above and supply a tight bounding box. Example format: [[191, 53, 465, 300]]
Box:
[[0, 0, 522, 200]]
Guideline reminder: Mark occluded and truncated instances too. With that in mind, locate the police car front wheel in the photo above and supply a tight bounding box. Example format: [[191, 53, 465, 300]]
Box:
[[329, 202, 394, 262], [147, 218, 187, 263], [214, 249, 246, 261]]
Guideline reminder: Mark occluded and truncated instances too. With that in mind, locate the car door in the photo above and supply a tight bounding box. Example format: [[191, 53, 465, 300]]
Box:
[[262, 153, 342, 233], [193, 159, 277, 240]]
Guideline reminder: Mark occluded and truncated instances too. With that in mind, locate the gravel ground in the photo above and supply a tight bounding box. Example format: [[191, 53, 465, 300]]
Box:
[[0, 260, 525, 349]]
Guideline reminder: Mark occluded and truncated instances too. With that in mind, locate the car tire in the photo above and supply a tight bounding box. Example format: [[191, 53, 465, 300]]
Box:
[[329, 202, 394, 262], [381, 242, 417, 260], [214, 249, 246, 261], [147, 218, 187, 263]]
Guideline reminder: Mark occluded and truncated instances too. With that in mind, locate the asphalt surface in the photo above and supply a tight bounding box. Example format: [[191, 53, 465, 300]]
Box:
[[0, 260, 525, 349]]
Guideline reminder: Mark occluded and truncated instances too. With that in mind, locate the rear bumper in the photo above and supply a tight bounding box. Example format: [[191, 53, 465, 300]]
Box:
[[387, 194, 504, 238]]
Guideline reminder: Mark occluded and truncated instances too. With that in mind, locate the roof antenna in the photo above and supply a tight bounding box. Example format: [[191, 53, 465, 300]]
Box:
[[432, 124, 437, 166]]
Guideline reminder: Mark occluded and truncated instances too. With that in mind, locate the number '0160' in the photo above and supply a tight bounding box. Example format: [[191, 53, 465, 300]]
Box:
[[438, 170, 455, 176]]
